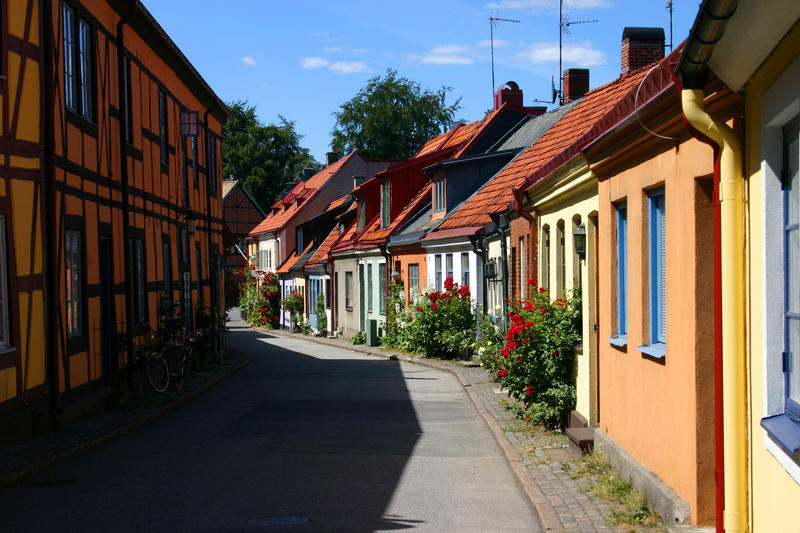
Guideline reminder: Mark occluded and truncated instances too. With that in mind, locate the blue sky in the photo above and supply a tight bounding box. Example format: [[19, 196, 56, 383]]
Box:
[[143, 1, 697, 166]]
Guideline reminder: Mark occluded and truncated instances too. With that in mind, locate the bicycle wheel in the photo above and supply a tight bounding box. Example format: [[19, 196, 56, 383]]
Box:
[[146, 352, 169, 393]]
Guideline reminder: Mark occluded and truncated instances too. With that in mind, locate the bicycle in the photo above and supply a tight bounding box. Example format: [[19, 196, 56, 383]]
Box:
[[146, 329, 197, 392]]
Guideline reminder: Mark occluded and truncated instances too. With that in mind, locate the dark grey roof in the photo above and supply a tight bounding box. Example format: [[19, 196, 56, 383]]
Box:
[[496, 100, 581, 152]]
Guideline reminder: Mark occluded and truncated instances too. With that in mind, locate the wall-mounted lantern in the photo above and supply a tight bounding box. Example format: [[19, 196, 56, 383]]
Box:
[[574, 223, 586, 260]]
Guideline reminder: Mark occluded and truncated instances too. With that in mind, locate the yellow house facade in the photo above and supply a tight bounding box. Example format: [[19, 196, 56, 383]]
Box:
[[527, 157, 599, 427], [676, 1, 800, 531]]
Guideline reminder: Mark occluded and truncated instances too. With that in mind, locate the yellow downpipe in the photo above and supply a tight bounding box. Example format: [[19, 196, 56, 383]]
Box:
[[681, 88, 746, 533]]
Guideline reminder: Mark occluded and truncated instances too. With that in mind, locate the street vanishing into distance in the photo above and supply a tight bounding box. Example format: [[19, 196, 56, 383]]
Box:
[[0, 318, 539, 532]]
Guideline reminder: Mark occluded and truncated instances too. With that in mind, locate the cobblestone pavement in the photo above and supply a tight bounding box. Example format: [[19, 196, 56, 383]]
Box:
[[0, 350, 252, 487]]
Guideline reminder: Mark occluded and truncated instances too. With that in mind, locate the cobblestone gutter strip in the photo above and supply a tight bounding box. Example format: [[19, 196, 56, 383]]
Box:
[[0, 353, 253, 488], [264, 328, 565, 532]]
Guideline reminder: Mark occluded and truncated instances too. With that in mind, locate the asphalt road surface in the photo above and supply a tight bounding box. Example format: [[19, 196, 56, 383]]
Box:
[[0, 319, 540, 532]]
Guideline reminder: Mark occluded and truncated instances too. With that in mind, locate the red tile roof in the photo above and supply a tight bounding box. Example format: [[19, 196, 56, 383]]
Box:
[[250, 153, 355, 237], [305, 225, 342, 268], [359, 183, 432, 243], [325, 195, 351, 212], [438, 65, 653, 230], [413, 120, 483, 158], [277, 241, 315, 274]]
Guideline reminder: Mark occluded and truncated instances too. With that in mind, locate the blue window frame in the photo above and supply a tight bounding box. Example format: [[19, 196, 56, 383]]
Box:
[[639, 188, 665, 358], [610, 203, 627, 347], [784, 117, 800, 417]]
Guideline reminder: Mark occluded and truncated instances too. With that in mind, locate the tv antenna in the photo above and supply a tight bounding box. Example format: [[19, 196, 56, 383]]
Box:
[[557, 0, 597, 104], [489, 13, 520, 93], [666, 0, 674, 51]]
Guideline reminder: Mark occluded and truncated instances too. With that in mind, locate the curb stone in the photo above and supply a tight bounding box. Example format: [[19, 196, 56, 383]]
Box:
[[0, 353, 253, 488], [261, 327, 564, 533]]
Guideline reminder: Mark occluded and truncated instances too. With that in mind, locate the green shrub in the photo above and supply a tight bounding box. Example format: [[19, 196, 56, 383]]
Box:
[[491, 282, 581, 429], [381, 275, 406, 349], [352, 331, 366, 345], [282, 291, 305, 331], [314, 290, 327, 335], [404, 276, 475, 359], [243, 271, 280, 328]]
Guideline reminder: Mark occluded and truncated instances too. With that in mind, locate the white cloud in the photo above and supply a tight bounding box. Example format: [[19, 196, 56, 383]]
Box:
[[513, 41, 606, 66], [302, 56, 370, 74], [310, 31, 339, 43], [301, 56, 331, 69], [486, 0, 611, 9], [407, 44, 475, 65], [478, 39, 509, 48], [241, 56, 258, 67], [329, 61, 370, 74], [350, 47, 369, 56], [324, 46, 344, 53]]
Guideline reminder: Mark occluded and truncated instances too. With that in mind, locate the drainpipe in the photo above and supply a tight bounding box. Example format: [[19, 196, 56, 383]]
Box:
[[681, 89, 745, 533], [41, 0, 62, 414], [511, 187, 534, 226], [117, 0, 138, 373]]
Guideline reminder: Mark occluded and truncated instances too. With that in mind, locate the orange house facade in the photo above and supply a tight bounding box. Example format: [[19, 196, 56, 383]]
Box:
[[36, 0, 227, 426]]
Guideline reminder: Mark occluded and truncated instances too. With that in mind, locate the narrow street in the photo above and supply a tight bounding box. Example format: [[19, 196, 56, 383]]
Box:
[[0, 319, 539, 532]]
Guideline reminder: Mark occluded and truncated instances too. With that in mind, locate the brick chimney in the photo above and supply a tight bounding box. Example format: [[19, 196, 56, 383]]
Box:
[[493, 81, 523, 111], [326, 152, 341, 166], [563, 69, 589, 104], [621, 27, 665, 74]]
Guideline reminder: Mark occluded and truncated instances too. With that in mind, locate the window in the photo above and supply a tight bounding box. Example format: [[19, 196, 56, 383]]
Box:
[[556, 221, 565, 295], [640, 188, 666, 356], [182, 138, 189, 207], [357, 200, 366, 231], [259, 249, 268, 271], [434, 179, 446, 212], [208, 135, 217, 193], [296, 227, 304, 255], [445, 253, 453, 282], [784, 117, 800, 416], [0, 218, 9, 348], [435, 255, 442, 291], [325, 278, 331, 309], [367, 263, 373, 312], [66, 230, 83, 337], [612, 204, 627, 346], [461, 253, 470, 288], [63, 4, 94, 121], [381, 180, 390, 228], [519, 237, 526, 289], [379, 263, 386, 315], [158, 90, 168, 166], [541, 225, 550, 290], [409, 263, 419, 298], [162, 238, 171, 296], [191, 137, 198, 184], [130, 238, 146, 324], [123, 56, 132, 143], [345, 271, 353, 310]]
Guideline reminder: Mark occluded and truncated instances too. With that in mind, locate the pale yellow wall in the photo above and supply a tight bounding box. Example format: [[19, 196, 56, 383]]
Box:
[[533, 163, 599, 424], [744, 21, 800, 533]]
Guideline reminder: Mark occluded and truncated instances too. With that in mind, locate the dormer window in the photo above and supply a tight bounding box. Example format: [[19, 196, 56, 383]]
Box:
[[357, 199, 366, 231], [380, 180, 391, 228], [434, 179, 446, 213]]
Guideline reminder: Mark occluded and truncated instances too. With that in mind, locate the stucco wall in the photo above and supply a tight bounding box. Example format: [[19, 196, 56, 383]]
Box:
[[745, 23, 800, 533], [597, 137, 717, 525], [333, 257, 360, 339]]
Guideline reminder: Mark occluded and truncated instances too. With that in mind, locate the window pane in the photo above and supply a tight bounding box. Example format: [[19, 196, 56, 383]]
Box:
[[446, 253, 453, 281], [367, 264, 373, 311], [379, 263, 386, 314], [435, 255, 442, 291], [617, 206, 627, 335], [409, 264, 419, 296], [78, 20, 91, 119], [345, 271, 353, 308], [461, 253, 469, 288], [63, 6, 75, 110], [788, 318, 800, 406]]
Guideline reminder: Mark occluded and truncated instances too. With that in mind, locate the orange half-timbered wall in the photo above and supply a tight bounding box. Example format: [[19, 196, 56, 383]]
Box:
[[46, 0, 226, 399], [0, 0, 47, 412]]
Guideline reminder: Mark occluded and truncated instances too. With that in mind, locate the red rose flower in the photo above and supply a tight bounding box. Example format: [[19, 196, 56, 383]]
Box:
[[444, 276, 454, 291], [497, 369, 507, 378], [540, 308, 546, 313], [432, 303, 438, 310]]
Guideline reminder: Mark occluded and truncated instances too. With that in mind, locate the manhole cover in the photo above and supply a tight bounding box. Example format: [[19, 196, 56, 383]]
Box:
[[248, 516, 309, 527]]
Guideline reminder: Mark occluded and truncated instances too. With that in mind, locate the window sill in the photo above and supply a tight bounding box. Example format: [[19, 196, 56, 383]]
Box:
[[608, 335, 627, 348], [762, 413, 800, 464], [637, 343, 666, 359]]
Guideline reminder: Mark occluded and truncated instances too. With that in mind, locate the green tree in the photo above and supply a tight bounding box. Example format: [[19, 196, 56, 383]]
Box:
[[330, 69, 462, 160], [222, 101, 321, 210]]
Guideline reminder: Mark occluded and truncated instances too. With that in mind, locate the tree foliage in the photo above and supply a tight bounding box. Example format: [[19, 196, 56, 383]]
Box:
[[330, 69, 462, 160], [222, 101, 321, 211]]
